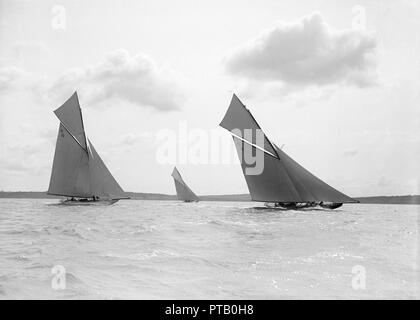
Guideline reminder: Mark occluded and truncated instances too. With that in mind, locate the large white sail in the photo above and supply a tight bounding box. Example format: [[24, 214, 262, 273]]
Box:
[[48, 123, 91, 197], [171, 167, 199, 202], [48, 92, 127, 200], [273, 144, 355, 203], [222, 94, 357, 204], [87, 139, 126, 199]]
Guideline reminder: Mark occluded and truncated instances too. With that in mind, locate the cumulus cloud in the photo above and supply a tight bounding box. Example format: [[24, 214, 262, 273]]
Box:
[[0, 141, 51, 175], [0, 42, 50, 94], [0, 66, 29, 91], [11, 41, 51, 60], [48, 49, 185, 111], [224, 13, 377, 88]]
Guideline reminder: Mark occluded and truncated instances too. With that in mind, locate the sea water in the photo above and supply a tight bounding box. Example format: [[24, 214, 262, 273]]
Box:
[[0, 199, 418, 299]]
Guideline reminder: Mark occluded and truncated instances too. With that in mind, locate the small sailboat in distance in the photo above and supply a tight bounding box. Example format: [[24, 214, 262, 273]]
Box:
[[171, 167, 199, 202], [220, 94, 358, 210], [47, 92, 129, 205]]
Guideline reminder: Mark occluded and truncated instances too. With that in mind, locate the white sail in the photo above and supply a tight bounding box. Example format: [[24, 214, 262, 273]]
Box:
[[273, 144, 355, 203], [171, 167, 199, 202], [53, 92, 87, 150], [48, 123, 91, 197], [222, 94, 357, 204], [48, 92, 127, 200], [87, 139, 126, 199], [220, 93, 278, 158]]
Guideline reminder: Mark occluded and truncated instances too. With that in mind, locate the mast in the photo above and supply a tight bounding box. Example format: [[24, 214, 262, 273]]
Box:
[[74, 92, 88, 155]]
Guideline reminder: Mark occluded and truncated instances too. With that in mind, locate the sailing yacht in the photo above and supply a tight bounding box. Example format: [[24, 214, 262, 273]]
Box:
[[220, 94, 358, 210], [171, 167, 199, 202], [47, 92, 129, 205]]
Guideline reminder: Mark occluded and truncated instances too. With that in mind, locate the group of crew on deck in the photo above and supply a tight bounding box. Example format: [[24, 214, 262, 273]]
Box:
[[69, 196, 100, 202], [270, 201, 343, 209]]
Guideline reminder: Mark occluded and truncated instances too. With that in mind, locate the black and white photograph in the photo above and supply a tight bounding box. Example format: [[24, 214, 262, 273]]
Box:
[[0, 0, 419, 304]]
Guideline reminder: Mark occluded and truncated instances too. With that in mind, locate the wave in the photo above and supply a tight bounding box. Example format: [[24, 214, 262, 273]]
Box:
[[3, 229, 43, 236], [299, 251, 365, 263], [102, 249, 180, 262], [14, 255, 30, 261], [129, 225, 160, 235], [61, 228, 89, 240], [207, 219, 258, 229], [65, 272, 84, 285], [25, 262, 52, 270]]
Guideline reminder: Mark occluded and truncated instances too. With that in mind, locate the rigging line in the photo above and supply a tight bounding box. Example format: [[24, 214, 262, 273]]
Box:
[[86, 139, 94, 159], [59, 121, 88, 154], [75, 93, 88, 152]]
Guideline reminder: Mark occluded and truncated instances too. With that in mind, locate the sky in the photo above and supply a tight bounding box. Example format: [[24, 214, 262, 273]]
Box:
[[0, 0, 419, 197]]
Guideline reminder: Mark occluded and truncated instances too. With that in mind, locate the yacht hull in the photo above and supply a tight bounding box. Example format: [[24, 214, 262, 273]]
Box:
[[264, 202, 342, 210], [319, 202, 343, 209], [60, 199, 119, 205]]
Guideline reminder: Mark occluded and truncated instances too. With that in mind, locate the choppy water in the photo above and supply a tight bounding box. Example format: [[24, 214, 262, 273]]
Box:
[[0, 199, 418, 299]]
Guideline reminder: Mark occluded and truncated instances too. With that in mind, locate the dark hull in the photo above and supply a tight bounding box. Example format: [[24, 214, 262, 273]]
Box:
[[264, 202, 342, 210], [319, 202, 343, 209], [60, 199, 119, 205]]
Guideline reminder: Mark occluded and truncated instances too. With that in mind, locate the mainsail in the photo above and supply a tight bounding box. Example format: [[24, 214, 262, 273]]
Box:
[[48, 123, 91, 198], [221, 94, 357, 204], [48, 92, 127, 200], [171, 167, 199, 202]]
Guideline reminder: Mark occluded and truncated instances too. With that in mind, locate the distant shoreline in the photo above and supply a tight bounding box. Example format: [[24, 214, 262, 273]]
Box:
[[1, 191, 419, 205]]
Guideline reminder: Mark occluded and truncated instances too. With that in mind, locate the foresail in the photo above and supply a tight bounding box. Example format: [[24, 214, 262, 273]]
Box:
[[87, 140, 127, 199], [47, 123, 91, 197], [171, 167, 199, 201], [220, 94, 278, 158], [54, 92, 87, 150], [231, 134, 356, 203], [274, 145, 357, 203]]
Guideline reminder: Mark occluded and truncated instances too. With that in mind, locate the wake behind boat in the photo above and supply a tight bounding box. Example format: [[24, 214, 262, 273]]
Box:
[[47, 92, 129, 205], [220, 94, 358, 210]]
